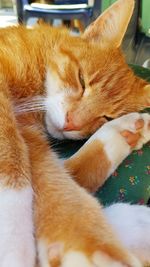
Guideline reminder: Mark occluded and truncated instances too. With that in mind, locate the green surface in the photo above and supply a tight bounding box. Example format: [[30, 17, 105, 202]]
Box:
[[130, 64, 150, 82], [101, 0, 117, 12], [51, 65, 150, 206], [96, 142, 150, 206], [140, 0, 150, 37]]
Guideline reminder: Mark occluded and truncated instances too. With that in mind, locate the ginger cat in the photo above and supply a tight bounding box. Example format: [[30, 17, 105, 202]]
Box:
[[0, 0, 150, 267]]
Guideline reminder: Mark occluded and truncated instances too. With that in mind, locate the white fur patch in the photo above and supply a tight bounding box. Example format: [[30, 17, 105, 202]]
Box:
[[45, 68, 60, 96], [63, 130, 85, 140], [61, 251, 91, 267], [0, 186, 35, 267], [37, 240, 49, 267], [38, 240, 64, 267], [45, 69, 67, 139], [45, 93, 66, 139], [104, 203, 150, 265]]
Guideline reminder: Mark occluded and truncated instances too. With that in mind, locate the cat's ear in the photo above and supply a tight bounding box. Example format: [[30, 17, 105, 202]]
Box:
[[83, 0, 135, 49]]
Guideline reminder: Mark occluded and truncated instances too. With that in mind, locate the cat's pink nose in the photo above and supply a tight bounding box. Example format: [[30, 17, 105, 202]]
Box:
[[64, 112, 79, 131]]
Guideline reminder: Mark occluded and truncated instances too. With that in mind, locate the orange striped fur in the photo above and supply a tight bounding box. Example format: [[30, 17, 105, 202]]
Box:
[[0, 0, 149, 266]]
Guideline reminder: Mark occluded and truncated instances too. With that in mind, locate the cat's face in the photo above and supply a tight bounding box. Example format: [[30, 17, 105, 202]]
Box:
[[45, 0, 150, 139]]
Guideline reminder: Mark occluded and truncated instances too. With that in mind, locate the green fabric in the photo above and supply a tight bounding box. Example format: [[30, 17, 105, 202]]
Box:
[[95, 143, 150, 205], [52, 65, 150, 206]]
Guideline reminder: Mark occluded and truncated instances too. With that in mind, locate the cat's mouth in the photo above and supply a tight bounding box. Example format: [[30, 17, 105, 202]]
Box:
[[46, 114, 114, 140]]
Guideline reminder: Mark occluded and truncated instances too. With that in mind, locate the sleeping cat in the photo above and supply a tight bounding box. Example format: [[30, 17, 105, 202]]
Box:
[[0, 0, 150, 266]]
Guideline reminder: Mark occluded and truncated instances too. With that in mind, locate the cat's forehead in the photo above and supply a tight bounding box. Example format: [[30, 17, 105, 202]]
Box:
[[61, 36, 113, 71], [74, 44, 117, 75]]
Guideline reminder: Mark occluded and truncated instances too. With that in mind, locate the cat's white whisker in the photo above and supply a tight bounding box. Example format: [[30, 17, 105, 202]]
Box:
[[14, 96, 47, 114], [15, 107, 46, 113]]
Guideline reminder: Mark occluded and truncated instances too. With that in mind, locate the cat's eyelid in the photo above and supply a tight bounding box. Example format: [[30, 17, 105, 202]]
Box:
[[103, 115, 113, 121], [78, 69, 85, 91]]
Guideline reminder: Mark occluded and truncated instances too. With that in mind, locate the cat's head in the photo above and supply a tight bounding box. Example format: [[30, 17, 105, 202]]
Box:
[[45, 0, 150, 139]]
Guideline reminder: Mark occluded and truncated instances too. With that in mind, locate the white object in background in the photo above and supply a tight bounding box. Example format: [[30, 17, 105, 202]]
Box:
[[143, 58, 150, 69]]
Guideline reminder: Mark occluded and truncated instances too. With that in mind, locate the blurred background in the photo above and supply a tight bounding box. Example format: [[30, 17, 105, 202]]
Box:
[[0, 0, 150, 68]]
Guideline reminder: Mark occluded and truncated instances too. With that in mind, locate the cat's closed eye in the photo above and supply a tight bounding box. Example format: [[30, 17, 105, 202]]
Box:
[[78, 69, 85, 91], [103, 115, 113, 122]]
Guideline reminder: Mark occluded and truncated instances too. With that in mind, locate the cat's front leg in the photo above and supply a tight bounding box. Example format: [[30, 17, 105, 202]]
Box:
[[65, 113, 150, 192], [22, 125, 141, 267]]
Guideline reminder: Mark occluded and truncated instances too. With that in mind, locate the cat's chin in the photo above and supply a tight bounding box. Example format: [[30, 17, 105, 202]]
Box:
[[63, 131, 84, 140], [51, 129, 84, 140], [46, 123, 64, 140]]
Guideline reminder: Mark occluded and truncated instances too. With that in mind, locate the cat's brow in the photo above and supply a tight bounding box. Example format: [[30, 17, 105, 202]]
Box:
[[89, 71, 102, 86], [89, 71, 114, 88]]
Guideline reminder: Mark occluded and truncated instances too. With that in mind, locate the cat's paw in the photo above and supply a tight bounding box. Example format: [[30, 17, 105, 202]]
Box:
[[37, 197, 142, 267], [117, 113, 150, 149], [89, 112, 150, 176], [38, 241, 141, 267], [99, 112, 150, 148], [133, 113, 150, 149], [61, 250, 141, 267]]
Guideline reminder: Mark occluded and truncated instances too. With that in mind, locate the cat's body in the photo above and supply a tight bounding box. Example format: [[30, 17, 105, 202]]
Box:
[[104, 203, 150, 264], [0, 0, 150, 266]]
